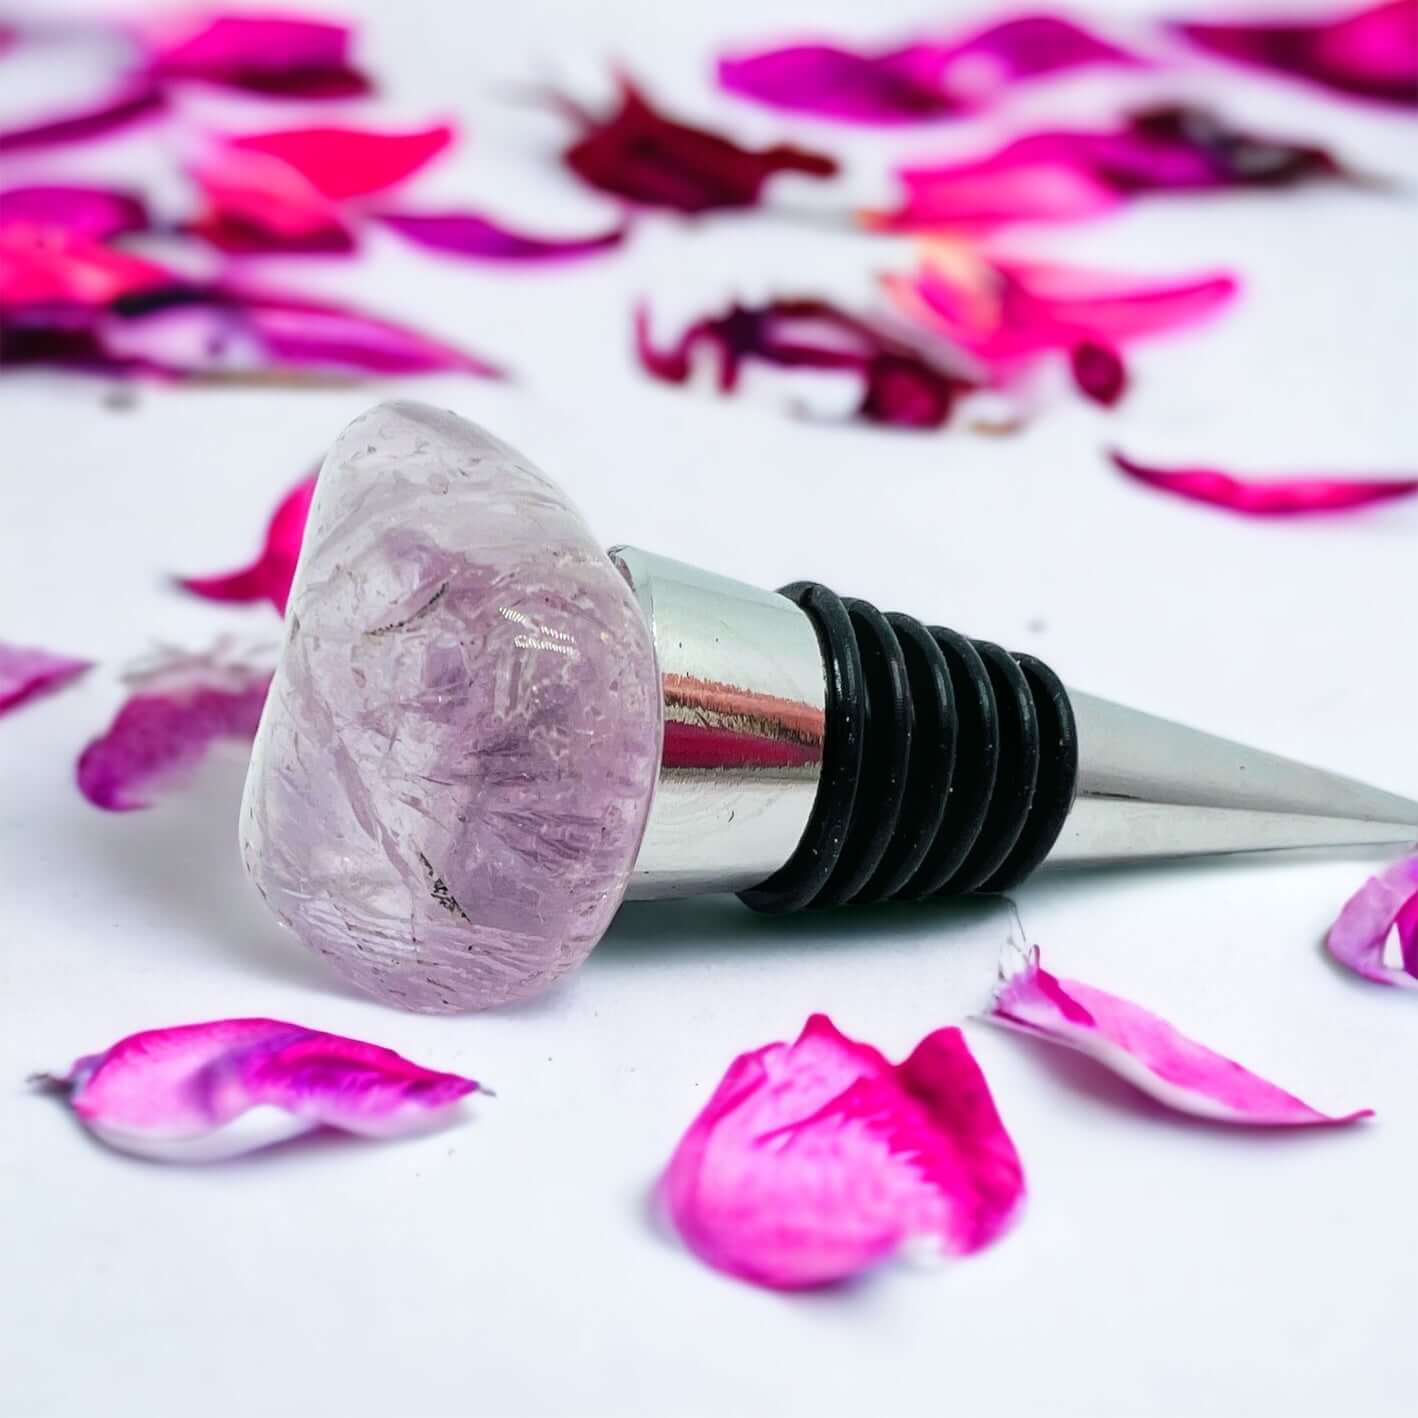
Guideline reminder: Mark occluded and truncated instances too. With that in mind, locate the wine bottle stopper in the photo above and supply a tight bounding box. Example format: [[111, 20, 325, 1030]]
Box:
[[239, 401, 1418, 1012]]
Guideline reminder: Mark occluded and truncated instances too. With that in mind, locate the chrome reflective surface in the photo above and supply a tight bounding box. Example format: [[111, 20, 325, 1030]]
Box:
[[612, 548, 826, 898], [1047, 692, 1418, 866]]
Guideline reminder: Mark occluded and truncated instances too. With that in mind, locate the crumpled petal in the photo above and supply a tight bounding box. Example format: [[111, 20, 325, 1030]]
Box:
[[1070, 340, 1127, 405], [718, 13, 1142, 123], [144, 10, 372, 98], [872, 105, 1348, 231], [1112, 450, 1418, 515], [1174, 1, 1418, 108], [228, 124, 454, 200], [662, 1015, 1024, 1289], [187, 149, 355, 253], [0, 223, 175, 308], [0, 186, 150, 241], [635, 298, 974, 428], [178, 474, 315, 614], [47, 1018, 479, 1162], [0, 643, 92, 717], [76, 646, 272, 811], [377, 209, 627, 262], [884, 241, 1237, 382], [991, 948, 1373, 1125], [1327, 855, 1418, 987], [561, 78, 837, 213], [0, 81, 167, 154]]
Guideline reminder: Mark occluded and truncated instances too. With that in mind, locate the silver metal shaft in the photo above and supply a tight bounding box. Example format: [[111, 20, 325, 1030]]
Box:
[[614, 548, 1418, 898]]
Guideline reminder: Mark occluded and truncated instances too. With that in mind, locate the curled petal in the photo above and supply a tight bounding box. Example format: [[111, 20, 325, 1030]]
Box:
[[145, 11, 372, 98], [229, 124, 454, 200], [0, 223, 174, 308], [1327, 855, 1418, 987], [76, 646, 272, 811], [49, 1018, 478, 1162], [562, 78, 837, 213], [0, 81, 166, 154], [1174, 1, 1418, 108], [187, 150, 354, 253], [377, 209, 626, 262], [178, 474, 315, 614], [1112, 450, 1418, 515], [1070, 340, 1127, 405], [0, 186, 149, 241], [663, 1015, 1024, 1288], [719, 13, 1141, 123], [991, 949, 1372, 1125], [0, 642, 91, 717]]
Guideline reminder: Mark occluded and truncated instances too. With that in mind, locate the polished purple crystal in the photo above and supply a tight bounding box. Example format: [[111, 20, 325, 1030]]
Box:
[[240, 401, 662, 1011]]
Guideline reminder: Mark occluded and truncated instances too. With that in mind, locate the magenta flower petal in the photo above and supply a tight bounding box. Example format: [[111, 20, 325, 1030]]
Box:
[[719, 13, 1142, 123], [1112, 450, 1418, 515], [229, 124, 454, 200], [1070, 340, 1127, 405], [1174, 1, 1418, 108], [178, 474, 315, 614], [0, 186, 149, 241], [187, 149, 354, 254], [663, 1015, 1024, 1289], [76, 647, 272, 811], [377, 209, 626, 263], [992, 949, 1372, 1125], [0, 643, 92, 717], [145, 11, 372, 98], [0, 81, 166, 155], [562, 79, 838, 213], [51, 1018, 478, 1162], [0, 224, 175, 308], [1327, 855, 1418, 987]]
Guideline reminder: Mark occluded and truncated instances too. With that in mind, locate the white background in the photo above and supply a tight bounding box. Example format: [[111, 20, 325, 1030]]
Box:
[[2, 2, 1416, 1415]]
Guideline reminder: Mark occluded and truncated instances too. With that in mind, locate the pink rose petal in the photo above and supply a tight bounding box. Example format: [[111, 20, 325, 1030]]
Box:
[[0, 80, 167, 154], [718, 13, 1142, 123], [145, 11, 372, 98], [177, 474, 315, 614], [229, 124, 453, 200], [1174, 1, 1418, 108], [663, 1015, 1024, 1289], [0, 643, 92, 717], [561, 78, 838, 214], [1327, 855, 1418, 987], [76, 647, 272, 811], [991, 948, 1373, 1125], [1112, 450, 1418, 515], [377, 209, 627, 263], [0, 223, 175, 308], [187, 149, 354, 254], [0, 186, 150, 241], [49, 1018, 478, 1162]]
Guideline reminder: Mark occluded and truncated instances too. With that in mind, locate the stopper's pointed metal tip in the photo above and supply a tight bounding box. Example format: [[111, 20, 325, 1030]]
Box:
[[1047, 692, 1418, 868]]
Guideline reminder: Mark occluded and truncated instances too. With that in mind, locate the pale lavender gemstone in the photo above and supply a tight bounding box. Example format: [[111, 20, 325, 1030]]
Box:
[[240, 401, 662, 1012]]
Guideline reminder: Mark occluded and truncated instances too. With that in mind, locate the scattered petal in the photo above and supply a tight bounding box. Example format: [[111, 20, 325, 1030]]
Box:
[[377, 209, 626, 262], [662, 1015, 1024, 1289], [47, 1018, 478, 1162], [0, 643, 92, 717], [178, 474, 315, 614], [144, 10, 372, 98], [0, 80, 166, 155], [1174, 1, 1418, 108], [187, 149, 354, 253], [1070, 340, 1127, 405], [719, 13, 1142, 123], [991, 948, 1373, 1125], [635, 298, 974, 428], [76, 646, 272, 811], [1328, 855, 1418, 987], [562, 78, 837, 213], [0, 185, 150, 241], [228, 124, 454, 201], [0, 223, 175, 308], [1112, 450, 1418, 515], [873, 105, 1350, 231]]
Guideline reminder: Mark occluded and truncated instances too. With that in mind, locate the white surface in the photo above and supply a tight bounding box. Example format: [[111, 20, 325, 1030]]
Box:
[[2, 3, 1416, 1416]]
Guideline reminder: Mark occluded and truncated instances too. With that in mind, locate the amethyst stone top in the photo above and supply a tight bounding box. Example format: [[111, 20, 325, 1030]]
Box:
[[240, 401, 662, 1011]]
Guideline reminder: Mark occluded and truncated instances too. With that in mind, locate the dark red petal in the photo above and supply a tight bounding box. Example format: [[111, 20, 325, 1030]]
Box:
[[1070, 340, 1127, 405], [1112, 450, 1418, 515], [377, 210, 626, 262], [230, 125, 454, 201]]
